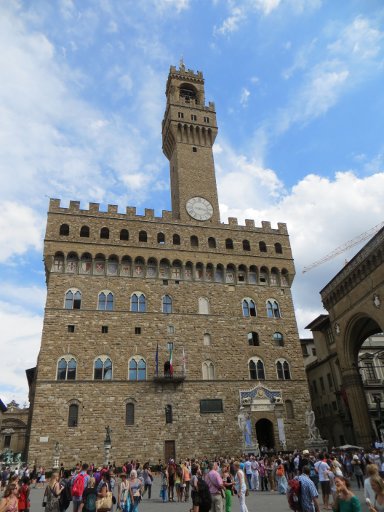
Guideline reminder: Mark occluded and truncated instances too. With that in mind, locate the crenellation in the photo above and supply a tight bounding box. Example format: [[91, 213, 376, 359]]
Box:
[[108, 204, 118, 214], [277, 222, 288, 234], [245, 219, 255, 228], [261, 221, 271, 230], [126, 206, 136, 216], [228, 217, 238, 226], [145, 208, 154, 218], [69, 200, 80, 211], [89, 203, 100, 213]]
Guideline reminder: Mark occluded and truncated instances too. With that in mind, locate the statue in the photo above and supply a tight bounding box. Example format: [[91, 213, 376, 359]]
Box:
[[13, 452, 22, 464], [105, 425, 112, 444], [54, 442, 60, 456], [305, 407, 321, 440], [3, 450, 13, 465], [238, 409, 252, 447]]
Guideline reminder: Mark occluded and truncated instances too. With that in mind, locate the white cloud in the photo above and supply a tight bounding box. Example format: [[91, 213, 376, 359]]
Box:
[[155, 0, 190, 14], [216, 142, 384, 335], [277, 16, 383, 132], [0, 301, 43, 406], [0, 202, 43, 263], [240, 87, 251, 106], [328, 16, 383, 61]]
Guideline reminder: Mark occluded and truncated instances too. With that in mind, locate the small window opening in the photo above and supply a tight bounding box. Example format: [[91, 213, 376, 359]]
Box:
[[135, 327, 141, 335], [102, 325, 108, 334]]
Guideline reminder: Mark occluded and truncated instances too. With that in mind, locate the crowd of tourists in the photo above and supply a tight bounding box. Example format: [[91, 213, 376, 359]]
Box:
[[1, 447, 384, 512]]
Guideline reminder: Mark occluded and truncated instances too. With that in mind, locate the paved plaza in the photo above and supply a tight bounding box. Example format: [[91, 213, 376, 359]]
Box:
[[25, 476, 367, 512]]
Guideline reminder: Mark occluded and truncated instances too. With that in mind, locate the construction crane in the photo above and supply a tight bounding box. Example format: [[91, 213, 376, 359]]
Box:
[[302, 221, 384, 273]]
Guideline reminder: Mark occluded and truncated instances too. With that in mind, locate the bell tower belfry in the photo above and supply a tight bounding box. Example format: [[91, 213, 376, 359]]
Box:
[[162, 63, 220, 223]]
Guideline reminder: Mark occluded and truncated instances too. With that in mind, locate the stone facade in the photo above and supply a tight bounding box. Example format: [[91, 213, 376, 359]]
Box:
[[27, 64, 310, 467], [305, 226, 384, 448], [0, 401, 29, 459]]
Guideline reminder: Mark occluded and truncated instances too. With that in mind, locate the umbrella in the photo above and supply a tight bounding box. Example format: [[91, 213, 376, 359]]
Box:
[[335, 444, 364, 451]]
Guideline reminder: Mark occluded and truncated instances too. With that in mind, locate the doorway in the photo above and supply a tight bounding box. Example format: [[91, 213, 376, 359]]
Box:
[[164, 440, 175, 462], [256, 418, 275, 449]]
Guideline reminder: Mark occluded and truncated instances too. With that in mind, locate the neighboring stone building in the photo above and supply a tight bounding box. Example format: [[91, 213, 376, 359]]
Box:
[[27, 63, 310, 467], [0, 401, 29, 459], [305, 227, 384, 448], [303, 327, 384, 447]]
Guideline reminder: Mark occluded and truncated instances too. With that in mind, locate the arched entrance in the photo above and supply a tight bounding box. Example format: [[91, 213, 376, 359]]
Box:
[[255, 418, 274, 449], [318, 226, 384, 447]]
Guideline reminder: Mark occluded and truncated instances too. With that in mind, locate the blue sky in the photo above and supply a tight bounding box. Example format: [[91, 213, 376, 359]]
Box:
[[1, 0, 384, 404]]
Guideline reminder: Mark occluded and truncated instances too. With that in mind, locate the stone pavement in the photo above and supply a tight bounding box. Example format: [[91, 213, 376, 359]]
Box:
[[26, 477, 368, 512]]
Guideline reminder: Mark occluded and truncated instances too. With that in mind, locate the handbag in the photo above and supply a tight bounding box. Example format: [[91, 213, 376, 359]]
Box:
[[96, 491, 113, 511]]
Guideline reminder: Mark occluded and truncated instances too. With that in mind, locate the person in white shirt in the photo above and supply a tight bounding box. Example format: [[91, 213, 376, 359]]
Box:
[[250, 458, 259, 491], [365, 464, 379, 504], [244, 458, 253, 490], [314, 454, 331, 510]]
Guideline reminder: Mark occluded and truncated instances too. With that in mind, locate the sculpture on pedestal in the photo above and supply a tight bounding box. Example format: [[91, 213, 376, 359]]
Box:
[[238, 408, 252, 447]]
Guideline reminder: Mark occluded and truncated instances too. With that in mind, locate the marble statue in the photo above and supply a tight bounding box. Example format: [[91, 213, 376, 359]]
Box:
[[305, 407, 321, 440], [238, 409, 252, 447]]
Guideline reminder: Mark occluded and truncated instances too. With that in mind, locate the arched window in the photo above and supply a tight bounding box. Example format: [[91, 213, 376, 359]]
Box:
[[57, 357, 77, 380], [157, 232, 165, 244], [273, 332, 284, 346], [100, 227, 109, 239], [203, 333, 211, 346], [249, 358, 265, 380], [242, 298, 256, 317], [202, 360, 215, 380], [129, 357, 146, 381], [191, 235, 199, 247], [94, 357, 112, 380], [98, 291, 114, 311], [60, 224, 69, 236], [225, 239, 234, 250], [286, 399, 294, 419], [243, 240, 251, 251], [131, 293, 146, 313], [259, 267, 268, 285], [68, 404, 78, 427], [208, 237, 216, 248], [165, 404, 173, 424], [281, 269, 289, 286], [80, 225, 89, 237], [270, 268, 279, 286], [126, 403, 135, 425], [248, 332, 259, 346], [52, 252, 64, 272], [173, 234, 181, 245], [276, 360, 291, 380], [66, 252, 78, 273], [120, 229, 129, 241], [79, 253, 92, 274], [65, 289, 81, 310], [267, 299, 281, 318], [162, 295, 172, 314], [198, 297, 209, 314], [259, 241, 267, 252], [139, 230, 147, 242], [275, 242, 283, 254]]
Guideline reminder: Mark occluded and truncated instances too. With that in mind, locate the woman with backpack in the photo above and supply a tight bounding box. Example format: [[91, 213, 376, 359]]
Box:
[[44, 473, 64, 512], [79, 477, 97, 512]]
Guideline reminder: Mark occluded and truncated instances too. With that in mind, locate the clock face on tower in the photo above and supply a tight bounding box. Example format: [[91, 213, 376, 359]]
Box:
[[186, 197, 213, 221]]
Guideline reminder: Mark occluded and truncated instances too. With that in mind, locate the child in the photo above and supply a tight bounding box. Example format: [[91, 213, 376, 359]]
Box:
[[160, 468, 168, 503]]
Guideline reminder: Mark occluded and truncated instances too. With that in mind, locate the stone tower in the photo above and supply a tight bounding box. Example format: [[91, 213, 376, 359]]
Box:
[[27, 64, 310, 466], [162, 64, 220, 223]]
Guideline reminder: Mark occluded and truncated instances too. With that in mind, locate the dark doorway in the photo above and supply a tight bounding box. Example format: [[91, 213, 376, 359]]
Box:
[[164, 440, 175, 462], [256, 418, 275, 449]]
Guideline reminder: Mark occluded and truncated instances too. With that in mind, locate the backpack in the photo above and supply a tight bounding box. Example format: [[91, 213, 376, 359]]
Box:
[[71, 473, 85, 497], [287, 478, 302, 512], [84, 490, 97, 512]]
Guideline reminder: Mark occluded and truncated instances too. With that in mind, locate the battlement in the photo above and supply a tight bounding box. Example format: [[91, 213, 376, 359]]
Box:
[[169, 64, 203, 81], [48, 198, 288, 234]]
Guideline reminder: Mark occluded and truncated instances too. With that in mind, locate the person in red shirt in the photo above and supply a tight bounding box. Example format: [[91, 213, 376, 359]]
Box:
[[18, 477, 30, 512]]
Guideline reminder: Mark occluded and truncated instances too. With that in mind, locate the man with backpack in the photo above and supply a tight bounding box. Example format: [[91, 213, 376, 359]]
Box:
[[297, 466, 321, 512], [72, 463, 90, 512]]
